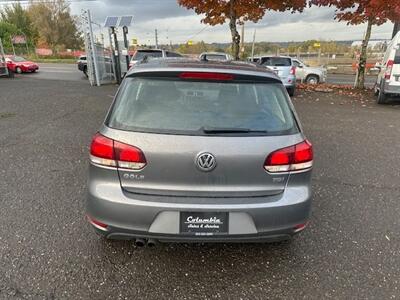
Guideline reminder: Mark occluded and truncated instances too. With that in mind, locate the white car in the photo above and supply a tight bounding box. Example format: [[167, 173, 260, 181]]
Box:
[[292, 59, 327, 84], [129, 49, 182, 69], [199, 52, 233, 61], [375, 32, 400, 104]]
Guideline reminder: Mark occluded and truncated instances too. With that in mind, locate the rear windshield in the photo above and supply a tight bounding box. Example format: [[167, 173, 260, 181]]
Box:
[[261, 57, 291, 67], [395, 48, 400, 64], [203, 54, 227, 61], [132, 50, 162, 60], [107, 77, 298, 136]]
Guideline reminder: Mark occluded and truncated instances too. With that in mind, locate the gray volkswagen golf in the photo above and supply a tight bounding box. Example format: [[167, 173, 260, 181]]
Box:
[[87, 58, 313, 245]]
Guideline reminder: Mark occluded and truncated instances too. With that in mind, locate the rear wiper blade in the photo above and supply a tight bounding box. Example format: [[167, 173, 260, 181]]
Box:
[[201, 127, 268, 134]]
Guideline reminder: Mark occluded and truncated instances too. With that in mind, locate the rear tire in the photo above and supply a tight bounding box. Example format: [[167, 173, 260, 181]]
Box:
[[305, 75, 319, 84], [287, 87, 295, 97]]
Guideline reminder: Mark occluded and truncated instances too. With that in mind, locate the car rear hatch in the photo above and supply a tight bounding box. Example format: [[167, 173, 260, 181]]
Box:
[[260, 57, 292, 81], [104, 70, 303, 198]]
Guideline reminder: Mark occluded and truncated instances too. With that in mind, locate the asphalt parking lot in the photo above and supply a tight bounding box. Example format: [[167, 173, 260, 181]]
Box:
[[1, 76, 400, 299]]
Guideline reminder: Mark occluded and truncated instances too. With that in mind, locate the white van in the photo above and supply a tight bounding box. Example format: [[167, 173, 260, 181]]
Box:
[[375, 32, 400, 104]]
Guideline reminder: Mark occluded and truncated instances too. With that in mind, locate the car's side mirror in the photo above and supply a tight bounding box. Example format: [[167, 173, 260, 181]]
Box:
[[298, 65, 304, 68]]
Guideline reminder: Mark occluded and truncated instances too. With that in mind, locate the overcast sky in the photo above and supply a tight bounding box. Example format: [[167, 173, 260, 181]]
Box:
[[70, 0, 395, 45]]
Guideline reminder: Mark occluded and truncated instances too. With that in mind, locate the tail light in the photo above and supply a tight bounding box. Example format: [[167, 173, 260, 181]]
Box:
[[264, 140, 313, 173], [290, 66, 296, 75], [385, 60, 394, 80], [90, 133, 146, 170], [179, 72, 234, 81]]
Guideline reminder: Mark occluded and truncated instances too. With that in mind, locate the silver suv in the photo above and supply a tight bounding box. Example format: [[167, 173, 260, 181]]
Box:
[[87, 59, 313, 245], [249, 56, 296, 96]]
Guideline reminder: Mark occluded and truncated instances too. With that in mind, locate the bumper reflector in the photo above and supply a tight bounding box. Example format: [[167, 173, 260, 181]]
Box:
[[87, 215, 108, 231], [293, 221, 309, 233]]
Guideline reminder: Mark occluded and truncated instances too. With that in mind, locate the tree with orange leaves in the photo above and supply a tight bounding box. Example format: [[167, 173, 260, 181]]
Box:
[[178, 0, 307, 60], [312, 0, 400, 89]]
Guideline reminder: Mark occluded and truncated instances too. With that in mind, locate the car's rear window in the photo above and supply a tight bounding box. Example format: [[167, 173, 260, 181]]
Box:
[[395, 48, 400, 64], [261, 57, 291, 67], [203, 54, 227, 61], [107, 77, 298, 136], [132, 50, 162, 60]]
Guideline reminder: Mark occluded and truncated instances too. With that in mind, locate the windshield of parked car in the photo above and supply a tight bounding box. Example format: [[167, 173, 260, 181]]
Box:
[[261, 57, 291, 67], [132, 50, 163, 60], [107, 77, 298, 136], [12, 56, 27, 62]]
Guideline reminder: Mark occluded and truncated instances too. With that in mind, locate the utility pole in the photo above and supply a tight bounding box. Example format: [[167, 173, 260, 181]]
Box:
[[393, 22, 400, 39], [10, 36, 16, 55], [251, 29, 256, 60], [87, 9, 100, 86], [155, 29, 159, 49]]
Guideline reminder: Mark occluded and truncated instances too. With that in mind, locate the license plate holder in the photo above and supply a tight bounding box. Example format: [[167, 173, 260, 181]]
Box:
[[180, 212, 228, 236]]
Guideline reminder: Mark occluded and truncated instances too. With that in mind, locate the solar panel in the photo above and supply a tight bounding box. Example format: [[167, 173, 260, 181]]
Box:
[[118, 16, 133, 27], [104, 16, 119, 27]]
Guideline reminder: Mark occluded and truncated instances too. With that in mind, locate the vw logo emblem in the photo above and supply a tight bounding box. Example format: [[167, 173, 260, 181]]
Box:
[[196, 152, 217, 172]]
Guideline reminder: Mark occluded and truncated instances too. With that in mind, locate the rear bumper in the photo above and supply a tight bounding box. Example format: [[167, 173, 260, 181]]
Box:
[[282, 76, 296, 89], [383, 81, 400, 95], [86, 164, 312, 242]]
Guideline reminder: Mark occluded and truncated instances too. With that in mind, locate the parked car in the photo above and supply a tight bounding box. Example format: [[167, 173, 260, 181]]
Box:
[[5, 55, 39, 73], [87, 58, 313, 245], [374, 31, 400, 104], [77, 55, 87, 76], [77, 55, 113, 78], [129, 49, 182, 68], [249, 55, 296, 96], [199, 52, 233, 61], [292, 58, 327, 84]]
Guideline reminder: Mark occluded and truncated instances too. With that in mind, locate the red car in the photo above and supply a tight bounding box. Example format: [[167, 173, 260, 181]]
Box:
[[5, 55, 39, 74]]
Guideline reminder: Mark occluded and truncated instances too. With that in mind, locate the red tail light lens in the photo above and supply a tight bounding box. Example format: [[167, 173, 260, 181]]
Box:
[[179, 72, 234, 81], [290, 66, 296, 75], [90, 133, 116, 167], [264, 140, 313, 173], [385, 60, 394, 80], [89, 133, 146, 170], [114, 141, 147, 170]]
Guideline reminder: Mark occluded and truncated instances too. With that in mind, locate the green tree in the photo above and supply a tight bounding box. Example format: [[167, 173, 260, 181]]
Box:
[[1, 3, 38, 50], [0, 21, 18, 52], [28, 0, 83, 52]]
